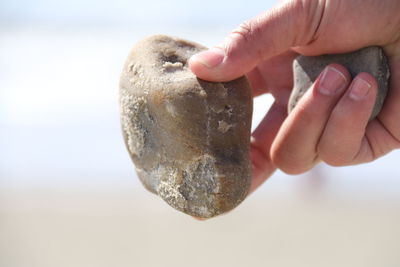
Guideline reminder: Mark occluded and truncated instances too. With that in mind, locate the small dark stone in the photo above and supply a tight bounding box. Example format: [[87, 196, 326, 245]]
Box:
[[289, 46, 390, 119]]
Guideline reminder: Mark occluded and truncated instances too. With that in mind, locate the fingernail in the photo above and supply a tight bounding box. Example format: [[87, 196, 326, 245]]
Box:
[[349, 77, 371, 100], [190, 47, 225, 68], [318, 66, 348, 96]]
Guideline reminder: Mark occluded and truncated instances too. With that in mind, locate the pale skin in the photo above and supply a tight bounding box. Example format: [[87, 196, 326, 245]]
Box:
[[189, 0, 400, 193]]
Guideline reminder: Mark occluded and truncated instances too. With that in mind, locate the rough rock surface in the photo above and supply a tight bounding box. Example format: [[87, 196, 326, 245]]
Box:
[[289, 46, 390, 119], [119, 35, 253, 218]]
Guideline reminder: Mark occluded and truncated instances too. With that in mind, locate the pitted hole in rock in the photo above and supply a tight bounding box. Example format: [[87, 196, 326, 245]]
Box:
[[164, 54, 181, 64], [162, 54, 186, 72], [224, 105, 233, 116]]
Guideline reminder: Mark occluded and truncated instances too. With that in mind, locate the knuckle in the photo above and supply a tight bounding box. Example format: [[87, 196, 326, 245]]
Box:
[[231, 20, 253, 43], [318, 148, 349, 167], [225, 19, 262, 57], [296, 0, 327, 44], [281, 163, 311, 175], [272, 150, 312, 175], [322, 158, 345, 167]]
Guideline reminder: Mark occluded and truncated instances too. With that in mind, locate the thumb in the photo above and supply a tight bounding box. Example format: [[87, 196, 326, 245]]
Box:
[[189, 0, 324, 82]]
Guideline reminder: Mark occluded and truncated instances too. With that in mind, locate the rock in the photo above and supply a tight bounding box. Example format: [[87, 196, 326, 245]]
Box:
[[119, 35, 253, 218], [289, 46, 390, 119]]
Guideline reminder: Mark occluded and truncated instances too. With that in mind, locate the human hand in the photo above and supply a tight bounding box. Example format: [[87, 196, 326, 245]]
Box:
[[189, 0, 400, 192]]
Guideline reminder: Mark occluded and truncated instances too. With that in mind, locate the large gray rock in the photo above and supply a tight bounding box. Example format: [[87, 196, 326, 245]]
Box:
[[289, 46, 390, 119], [119, 35, 253, 218]]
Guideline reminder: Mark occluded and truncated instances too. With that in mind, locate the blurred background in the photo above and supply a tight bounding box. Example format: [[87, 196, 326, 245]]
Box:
[[1, 0, 400, 266]]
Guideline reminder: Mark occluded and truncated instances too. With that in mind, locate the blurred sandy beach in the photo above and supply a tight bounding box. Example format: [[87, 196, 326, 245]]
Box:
[[1, 0, 400, 266], [1, 184, 400, 267]]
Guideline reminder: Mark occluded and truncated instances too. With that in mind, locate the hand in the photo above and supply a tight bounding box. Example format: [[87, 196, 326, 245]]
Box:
[[189, 0, 400, 192]]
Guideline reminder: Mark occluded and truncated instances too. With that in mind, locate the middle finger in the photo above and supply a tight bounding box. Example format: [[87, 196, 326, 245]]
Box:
[[271, 64, 351, 174]]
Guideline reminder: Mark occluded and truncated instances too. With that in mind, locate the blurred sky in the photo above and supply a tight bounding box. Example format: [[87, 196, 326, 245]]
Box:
[[0, 0, 400, 196], [0, 0, 271, 28]]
